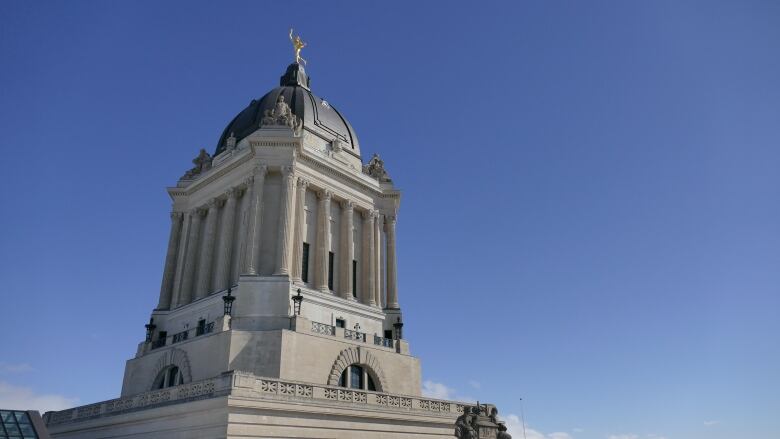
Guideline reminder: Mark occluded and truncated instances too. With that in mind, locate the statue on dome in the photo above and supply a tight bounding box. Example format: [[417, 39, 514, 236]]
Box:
[[289, 28, 307, 65], [180, 148, 212, 180], [363, 153, 392, 182], [261, 94, 303, 134]]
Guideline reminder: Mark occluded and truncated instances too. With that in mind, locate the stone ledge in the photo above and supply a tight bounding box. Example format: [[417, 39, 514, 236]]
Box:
[[44, 371, 466, 427]]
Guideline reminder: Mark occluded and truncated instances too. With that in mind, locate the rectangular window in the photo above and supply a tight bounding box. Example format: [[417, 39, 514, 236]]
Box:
[[350, 366, 363, 389], [352, 260, 357, 298], [336, 318, 346, 328], [384, 330, 393, 340], [196, 319, 206, 336], [301, 243, 310, 283], [328, 251, 335, 290]]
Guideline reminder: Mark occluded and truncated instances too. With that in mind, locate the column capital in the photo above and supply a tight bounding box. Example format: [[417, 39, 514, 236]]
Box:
[[191, 207, 206, 217], [297, 177, 310, 189], [206, 198, 220, 209], [280, 165, 294, 175], [253, 164, 269, 176], [340, 199, 355, 211], [385, 214, 397, 225], [224, 187, 238, 199], [243, 175, 254, 187], [371, 209, 381, 220], [170, 211, 184, 221], [317, 189, 332, 201]]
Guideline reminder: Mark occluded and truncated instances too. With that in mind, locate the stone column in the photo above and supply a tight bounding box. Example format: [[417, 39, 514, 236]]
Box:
[[385, 215, 399, 309], [179, 208, 204, 305], [195, 198, 219, 300], [214, 187, 238, 291], [362, 210, 376, 306], [315, 190, 332, 292], [157, 211, 184, 309], [244, 165, 268, 275], [374, 212, 383, 307], [275, 166, 295, 275], [339, 200, 355, 300], [291, 177, 309, 283]]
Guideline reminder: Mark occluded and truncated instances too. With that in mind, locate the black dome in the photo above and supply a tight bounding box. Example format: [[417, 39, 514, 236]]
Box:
[[215, 64, 360, 157]]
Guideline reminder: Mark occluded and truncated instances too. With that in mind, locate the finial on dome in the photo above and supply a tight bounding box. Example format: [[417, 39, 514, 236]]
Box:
[[289, 28, 307, 66]]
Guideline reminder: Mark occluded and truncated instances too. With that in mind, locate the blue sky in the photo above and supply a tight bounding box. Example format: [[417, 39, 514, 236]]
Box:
[[1, 1, 778, 438]]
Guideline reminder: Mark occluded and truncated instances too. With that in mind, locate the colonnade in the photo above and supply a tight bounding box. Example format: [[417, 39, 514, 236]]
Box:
[[156, 166, 399, 311]]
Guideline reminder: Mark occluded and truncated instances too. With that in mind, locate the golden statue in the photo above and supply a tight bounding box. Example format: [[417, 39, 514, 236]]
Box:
[[289, 28, 307, 65]]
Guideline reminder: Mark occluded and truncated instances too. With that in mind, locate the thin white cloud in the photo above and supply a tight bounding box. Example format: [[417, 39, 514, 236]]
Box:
[[0, 381, 79, 413], [468, 380, 482, 390], [0, 362, 33, 374], [421, 380, 475, 402], [573, 428, 584, 433], [608, 434, 667, 439], [704, 420, 719, 426], [503, 414, 574, 439]]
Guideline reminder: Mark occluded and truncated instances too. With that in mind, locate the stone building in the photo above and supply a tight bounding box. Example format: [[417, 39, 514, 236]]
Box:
[[44, 59, 473, 438]]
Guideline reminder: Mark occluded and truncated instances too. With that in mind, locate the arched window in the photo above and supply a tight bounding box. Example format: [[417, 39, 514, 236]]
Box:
[[152, 366, 184, 389], [338, 364, 376, 391]]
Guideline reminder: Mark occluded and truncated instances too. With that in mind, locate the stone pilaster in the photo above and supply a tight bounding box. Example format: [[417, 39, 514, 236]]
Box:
[[157, 211, 184, 309], [362, 210, 376, 306], [339, 200, 355, 300], [195, 198, 220, 300], [385, 214, 399, 309], [214, 188, 238, 291], [315, 190, 332, 292], [373, 211, 383, 307], [274, 166, 295, 275], [291, 178, 309, 283], [244, 165, 268, 275], [178, 208, 204, 305]]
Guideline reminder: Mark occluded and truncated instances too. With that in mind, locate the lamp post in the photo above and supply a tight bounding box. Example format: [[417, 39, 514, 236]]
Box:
[[222, 287, 236, 316], [393, 316, 404, 340], [144, 317, 156, 343], [292, 288, 303, 316]]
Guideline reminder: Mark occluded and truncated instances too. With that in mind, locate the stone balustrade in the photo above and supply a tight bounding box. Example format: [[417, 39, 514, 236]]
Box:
[[45, 371, 465, 427]]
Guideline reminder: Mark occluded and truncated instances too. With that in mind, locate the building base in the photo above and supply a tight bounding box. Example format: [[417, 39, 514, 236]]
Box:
[[45, 371, 461, 438]]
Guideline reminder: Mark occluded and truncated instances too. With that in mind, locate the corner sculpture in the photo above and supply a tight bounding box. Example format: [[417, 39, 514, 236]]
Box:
[[362, 153, 392, 182], [261, 94, 303, 134], [181, 148, 212, 180], [455, 403, 512, 439]]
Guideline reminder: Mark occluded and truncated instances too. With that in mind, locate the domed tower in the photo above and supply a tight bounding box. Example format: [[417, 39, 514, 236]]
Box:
[[119, 60, 416, 397]]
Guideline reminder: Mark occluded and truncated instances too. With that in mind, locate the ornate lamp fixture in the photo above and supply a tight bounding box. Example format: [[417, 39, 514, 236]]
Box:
[[222, 287, 236, 316], [393, 316, 404, 340], [292, 289, 304, 316], [144, 318, 156, 343]]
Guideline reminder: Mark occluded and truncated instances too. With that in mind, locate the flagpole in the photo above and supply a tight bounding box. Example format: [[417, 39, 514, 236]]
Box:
[[519, 397, 528, 439]]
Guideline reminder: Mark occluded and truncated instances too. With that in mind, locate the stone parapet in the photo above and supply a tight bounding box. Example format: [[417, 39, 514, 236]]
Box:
[[45, 371, 465, 428]]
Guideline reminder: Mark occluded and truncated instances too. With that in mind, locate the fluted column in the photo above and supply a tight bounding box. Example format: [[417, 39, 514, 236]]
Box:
[[315, 190, 332, 292], [179, 208, 204, 305], [244, 165, 268, 275], [339, 200, 355, 299], [158, 211, 184, 309], [362, 210, 376, 306], [275, 166, 295, 275], [385, 215, 399, 309], [291, 178, 309, 283], [215, 188, 238, 291], [195, 199, 219, 300], [374, 212, 383, 307]]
